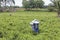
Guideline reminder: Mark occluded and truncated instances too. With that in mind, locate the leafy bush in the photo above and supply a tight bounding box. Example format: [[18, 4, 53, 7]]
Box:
[[48, 7, 54, 12]]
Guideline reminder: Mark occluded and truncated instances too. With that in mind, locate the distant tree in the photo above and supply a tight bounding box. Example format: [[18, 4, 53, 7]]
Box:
[[48, 3, 55, 12], [7, 0, 15, 6], [0, 0, 15, 12], [34, 0, 44, 8], [7, 0, 15, 12], [22, 0, 30, 10], [0, 0, 2, 7], [0, 0, 3, 12], [22, 0, 44, 10], [50, 0, 60, 17]]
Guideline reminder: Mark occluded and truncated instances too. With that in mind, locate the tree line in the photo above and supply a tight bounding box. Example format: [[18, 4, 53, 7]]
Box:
[[50, 0, 60, 16], [0, 0, 60, 15], [23, 0, 60, 16], [22, 0, 44, 10], [0, 0, 15, 12]]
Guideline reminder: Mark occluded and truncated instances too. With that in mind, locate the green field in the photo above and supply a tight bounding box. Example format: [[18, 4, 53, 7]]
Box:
[[0, 11, 60, 40]]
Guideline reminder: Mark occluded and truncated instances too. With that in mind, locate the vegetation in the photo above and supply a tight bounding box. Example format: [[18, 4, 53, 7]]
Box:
[[0, 11, 60, 40], [0, 0, 60, 40], [0, 0, 15, 12], [50, 0, 60, 16], [22, 0, 44, 10]]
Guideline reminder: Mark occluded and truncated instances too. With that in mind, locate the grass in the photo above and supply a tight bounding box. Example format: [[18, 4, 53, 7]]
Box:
[[0, 11, 60, 40]]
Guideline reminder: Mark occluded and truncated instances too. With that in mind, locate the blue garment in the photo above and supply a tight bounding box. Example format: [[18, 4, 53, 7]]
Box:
[[34, 27, 38, 32], [32, 24, 39, 32]]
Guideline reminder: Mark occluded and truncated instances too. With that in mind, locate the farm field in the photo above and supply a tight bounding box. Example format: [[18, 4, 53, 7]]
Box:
[[0, 11, 60, 40]]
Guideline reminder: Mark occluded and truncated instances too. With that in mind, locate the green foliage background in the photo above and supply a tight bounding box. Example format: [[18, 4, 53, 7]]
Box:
[[0, 11, 60, 40], [22, 0, 44, 9]]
